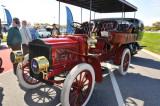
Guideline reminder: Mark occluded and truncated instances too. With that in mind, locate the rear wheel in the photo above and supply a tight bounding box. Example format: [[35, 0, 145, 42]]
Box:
[[16, 54, 42, 89], [119, 48, 131, 75], [61, 63, 95, 106]]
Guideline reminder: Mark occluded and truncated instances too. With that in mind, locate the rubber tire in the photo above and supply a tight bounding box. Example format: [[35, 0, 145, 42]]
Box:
[[119, 48, 131, 76], [61, 63, 95, 106], [16, 54, 42, 89], [0, 57, 2, 68]]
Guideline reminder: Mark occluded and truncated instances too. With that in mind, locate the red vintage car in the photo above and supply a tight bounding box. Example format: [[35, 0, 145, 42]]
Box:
[[10, 0, 144, 106]]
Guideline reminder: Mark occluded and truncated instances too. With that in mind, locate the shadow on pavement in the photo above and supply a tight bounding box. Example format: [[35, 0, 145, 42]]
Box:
[[87, 66, 118, 106], [113, 68, 160, 106], [131, 56, 160, 70], [0, 68, 4, 74], [0, 45, 8, 50], [0, 87, 4, 106], [24, 85, 61, 106]]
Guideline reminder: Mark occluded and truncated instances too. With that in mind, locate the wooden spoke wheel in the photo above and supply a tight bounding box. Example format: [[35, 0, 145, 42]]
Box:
[[119, 48, 131, 75], [61, 63, 95, 106]]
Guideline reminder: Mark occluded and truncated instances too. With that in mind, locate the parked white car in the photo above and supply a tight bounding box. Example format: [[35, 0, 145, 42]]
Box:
[[39, 29, 51, 38]]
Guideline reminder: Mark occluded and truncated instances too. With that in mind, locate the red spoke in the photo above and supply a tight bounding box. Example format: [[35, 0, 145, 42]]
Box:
[[82, 75, 90, 85], [72, 84, 78, 89], [75, 77, 78, 85], [70, 92, 77, 103], [26, 76, 30, 80], [74, 95, 78, 105], [81, 92, 84, 98], [83, 82, 89, 87], [30, 78, 33, 83], [79, 72, 82, 85], [81, 72, 86, 83], [70, 90, 77, 95], [24, 70, 30, 74], [78, 93, 81, 104]]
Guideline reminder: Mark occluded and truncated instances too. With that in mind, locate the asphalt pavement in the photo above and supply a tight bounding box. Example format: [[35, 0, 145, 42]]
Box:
[[0, 43, 160, 106]]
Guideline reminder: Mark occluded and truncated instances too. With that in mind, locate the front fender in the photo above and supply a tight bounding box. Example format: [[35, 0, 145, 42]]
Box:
[[86, 56, 102, 82], [68, 51, 102, 82]]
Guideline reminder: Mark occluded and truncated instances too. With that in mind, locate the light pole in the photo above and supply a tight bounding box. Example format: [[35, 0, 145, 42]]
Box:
[[53, 16, 55, 24], [1, 5, 6, 22]]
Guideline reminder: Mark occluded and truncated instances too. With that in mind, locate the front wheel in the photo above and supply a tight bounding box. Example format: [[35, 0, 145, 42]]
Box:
[[16, 54, 42, 89], [119, 48, 131, 75], [61, 63, 95, 106]]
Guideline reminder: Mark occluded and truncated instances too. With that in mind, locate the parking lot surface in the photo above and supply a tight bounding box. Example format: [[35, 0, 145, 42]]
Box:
[[0, 44, 160, 106]]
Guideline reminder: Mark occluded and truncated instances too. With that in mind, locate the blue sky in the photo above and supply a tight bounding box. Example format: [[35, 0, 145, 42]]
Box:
[[0, 0, 159, 26]]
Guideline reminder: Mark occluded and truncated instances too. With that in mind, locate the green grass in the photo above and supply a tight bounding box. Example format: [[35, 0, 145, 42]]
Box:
[[2, 36, 7, 41], [140, 32, 160, 55]]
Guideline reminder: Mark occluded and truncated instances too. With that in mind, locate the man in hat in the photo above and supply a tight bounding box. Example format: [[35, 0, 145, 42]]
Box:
[[7, 17, 22, 75], [51, 24, 60, 38]]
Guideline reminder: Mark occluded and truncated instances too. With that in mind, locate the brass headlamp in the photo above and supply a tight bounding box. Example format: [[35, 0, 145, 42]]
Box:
[[10, 51, 24, 64], [31, 56, 49, 79]]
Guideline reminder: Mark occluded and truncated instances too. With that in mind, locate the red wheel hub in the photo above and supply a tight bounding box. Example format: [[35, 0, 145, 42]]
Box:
[[69, 70, 93, 106]]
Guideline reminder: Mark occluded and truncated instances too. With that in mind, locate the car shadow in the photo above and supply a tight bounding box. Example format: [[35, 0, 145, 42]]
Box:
[[89, 64, 160, 106], [0, 87, 4, 106], [87, 66, 119, 106], [112, 68, 160, 106], [131, 56, 160, 70], [24, 84, 61, 106]]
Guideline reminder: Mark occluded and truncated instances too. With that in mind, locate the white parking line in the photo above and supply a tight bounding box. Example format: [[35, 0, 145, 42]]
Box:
[[105, 63, 125, 106]]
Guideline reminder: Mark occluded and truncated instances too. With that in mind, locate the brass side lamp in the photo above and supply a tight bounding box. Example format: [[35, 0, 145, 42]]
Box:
[[10, 51, 24, 64]]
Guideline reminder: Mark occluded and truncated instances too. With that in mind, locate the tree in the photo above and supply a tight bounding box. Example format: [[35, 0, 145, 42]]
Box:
[[144, 26, 151, 31], [152, 22, 160, 30]]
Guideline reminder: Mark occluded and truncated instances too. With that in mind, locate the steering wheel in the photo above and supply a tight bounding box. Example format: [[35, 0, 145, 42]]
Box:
[[70, 22, 82, 29]]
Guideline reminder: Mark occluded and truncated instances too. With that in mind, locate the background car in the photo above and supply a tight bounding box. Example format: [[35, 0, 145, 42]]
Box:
[[39, 29, 51, 38]]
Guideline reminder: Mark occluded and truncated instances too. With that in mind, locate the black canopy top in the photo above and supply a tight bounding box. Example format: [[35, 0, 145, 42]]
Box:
[[57, 0, 137, 13]]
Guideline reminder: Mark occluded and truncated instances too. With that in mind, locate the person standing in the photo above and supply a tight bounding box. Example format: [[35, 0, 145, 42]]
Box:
[[20, 20, 32, 55], [7, 17, 22, 75], [3, 26, 7, 33], [35, 27, 39, 39], [51, 24, 60, 38], [31, 26, 36, 40]]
